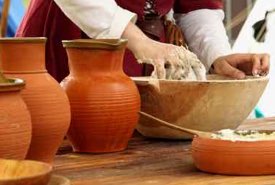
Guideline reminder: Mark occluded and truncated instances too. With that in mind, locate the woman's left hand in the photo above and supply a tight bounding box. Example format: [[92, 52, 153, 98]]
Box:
[[212, 53, 270, 79]]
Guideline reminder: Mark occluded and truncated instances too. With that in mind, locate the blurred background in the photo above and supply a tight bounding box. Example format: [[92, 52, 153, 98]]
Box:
[[0, 0, 274, 118], [5, 0, 256, 42]]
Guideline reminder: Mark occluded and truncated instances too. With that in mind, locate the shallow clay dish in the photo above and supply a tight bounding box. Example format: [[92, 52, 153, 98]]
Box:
[[192, 135, 275, 175], [0, 159, 52, 185], [133, 75, 268, 139]]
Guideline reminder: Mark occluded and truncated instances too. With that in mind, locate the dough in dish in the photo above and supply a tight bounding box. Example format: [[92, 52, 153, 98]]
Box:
[[211, 129, 275, 141]]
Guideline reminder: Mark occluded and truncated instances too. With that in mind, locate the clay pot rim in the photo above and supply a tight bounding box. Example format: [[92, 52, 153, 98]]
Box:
[[0, 78, 25, 91], [62, 39, 127, 50], [0, 37, 46, 43], [132, 74, 268, 84], [0, 159, 52, 182]]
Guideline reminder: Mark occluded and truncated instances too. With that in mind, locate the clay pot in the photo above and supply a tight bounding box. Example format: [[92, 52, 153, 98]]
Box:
[[62, 39, 140, 153], [133, 75, 268, 139], [192, 136, 275, 175], [0, 78, 31, 159], [0, 38, 71, 163]]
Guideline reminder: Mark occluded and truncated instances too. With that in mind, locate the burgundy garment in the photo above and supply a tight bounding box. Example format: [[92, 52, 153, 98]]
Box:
[[116, 0, 223, 19], [116, 0, 174, 20], [16, 0, 223, 82], [16, 0, 81, 82], [174, 0, 223, 13]]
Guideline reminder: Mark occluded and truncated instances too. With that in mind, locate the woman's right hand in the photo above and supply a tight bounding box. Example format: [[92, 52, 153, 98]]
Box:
[[122, 22, 206, 80]]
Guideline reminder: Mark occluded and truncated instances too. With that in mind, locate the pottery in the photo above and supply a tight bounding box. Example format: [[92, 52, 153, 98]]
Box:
[[62, 39, 140, 153], [0, 158, 52, 185], [133, 75, 268, 139], [192, 135, 275, 175], [0, 78, 31, 159], [0, 37, 71, 163]]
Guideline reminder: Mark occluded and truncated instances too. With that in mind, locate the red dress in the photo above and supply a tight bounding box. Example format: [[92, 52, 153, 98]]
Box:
[[16, 0, 222, 82]]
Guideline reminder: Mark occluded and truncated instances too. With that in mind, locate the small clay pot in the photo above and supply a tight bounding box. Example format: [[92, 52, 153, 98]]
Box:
[[0, 37, 71, 163], [192, 136, 275, 175], [62, 39, 140, 153], [0, 78, 31, 159]]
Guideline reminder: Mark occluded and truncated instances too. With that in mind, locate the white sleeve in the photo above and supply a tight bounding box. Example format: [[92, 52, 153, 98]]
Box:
[[54, 0, 137, 39], [175, 9, 232, 71]]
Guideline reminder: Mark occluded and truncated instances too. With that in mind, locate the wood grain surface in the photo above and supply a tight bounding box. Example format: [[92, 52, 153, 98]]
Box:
[[54, 118, 275, 185]]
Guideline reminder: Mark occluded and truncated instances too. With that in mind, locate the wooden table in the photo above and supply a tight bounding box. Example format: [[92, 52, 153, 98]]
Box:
[[54, 117, 275, 185]]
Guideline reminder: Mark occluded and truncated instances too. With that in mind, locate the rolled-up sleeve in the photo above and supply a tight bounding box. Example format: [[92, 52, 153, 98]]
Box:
[[174, 0, 231, 71], [54, 0, 137, 38]]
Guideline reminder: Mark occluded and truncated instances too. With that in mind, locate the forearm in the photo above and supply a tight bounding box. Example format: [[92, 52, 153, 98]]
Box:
[[175, 9, 232, 71], [54, 0, 137, 38], [121, 22, 150, 54]]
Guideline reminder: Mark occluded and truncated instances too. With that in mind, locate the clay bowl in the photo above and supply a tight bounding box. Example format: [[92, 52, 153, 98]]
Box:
[[192, 134, 275, 175], [132, 75, 268, 139], [0, 159, 52, 185]]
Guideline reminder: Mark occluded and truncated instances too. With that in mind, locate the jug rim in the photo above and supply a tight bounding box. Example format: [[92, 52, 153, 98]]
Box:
[[62, 39, 128, 50], [0, 37, 47, 43]]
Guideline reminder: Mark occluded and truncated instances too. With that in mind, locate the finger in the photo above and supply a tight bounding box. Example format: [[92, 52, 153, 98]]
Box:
[[151, 69, 158, 79], [218, 61, 246, 79], [260, 54, 270, 75], [165, 65, 172, 79], [192, 61, 207, 81], [229, 53, 258, 63], [186, 66, 198, 80], [154, 59, 166, 79], [251, 54, 262, 76], [137, 58, 153, 64]]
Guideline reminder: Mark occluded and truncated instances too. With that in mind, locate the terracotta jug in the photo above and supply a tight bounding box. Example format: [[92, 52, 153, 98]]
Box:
[[0, 78, 31, 159], [62, 39, 140, 153], [0, 37, 71, 163]]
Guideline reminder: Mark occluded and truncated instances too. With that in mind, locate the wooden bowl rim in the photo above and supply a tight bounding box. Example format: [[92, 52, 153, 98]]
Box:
[[49, 175, 70, 185], [132, 74, 269, 84]]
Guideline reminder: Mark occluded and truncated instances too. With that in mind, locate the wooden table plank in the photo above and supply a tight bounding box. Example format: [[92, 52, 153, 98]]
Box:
[[54, 118, 275, 185]]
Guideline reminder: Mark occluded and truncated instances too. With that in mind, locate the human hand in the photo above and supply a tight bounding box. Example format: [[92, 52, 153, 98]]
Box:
[[122, 22, 206, 80], [212, 53, 270, 79], [133, 38, 206, 80]]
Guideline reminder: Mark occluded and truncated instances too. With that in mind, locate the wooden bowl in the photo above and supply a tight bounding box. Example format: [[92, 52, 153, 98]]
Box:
[[133, 75, 268, 139], [192, 136, 275, 175], [0, 159, 52, 185], [48, 175, 70, 185]]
